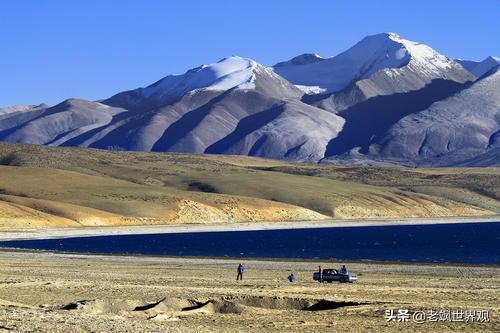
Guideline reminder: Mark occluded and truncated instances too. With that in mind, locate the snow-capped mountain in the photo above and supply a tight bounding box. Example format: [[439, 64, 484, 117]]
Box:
[[0, 33, 498, 166], [104, 56, 301, 107], [274, 33, 413, 93], [0, 56, 344, 162], [275, 33, 475, 111], [96, 56, 345, 161]]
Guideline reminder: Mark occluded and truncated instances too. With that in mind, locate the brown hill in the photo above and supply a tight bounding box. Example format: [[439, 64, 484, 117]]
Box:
[[0, 142, 497, 229]]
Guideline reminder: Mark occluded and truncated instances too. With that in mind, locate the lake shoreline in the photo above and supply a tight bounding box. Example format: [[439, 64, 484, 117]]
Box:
[[1, 248, 498, 268], [0, 215, 498, 241]]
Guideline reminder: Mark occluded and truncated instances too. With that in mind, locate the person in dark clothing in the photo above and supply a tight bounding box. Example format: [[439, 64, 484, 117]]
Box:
[[236, 263, 244, 280], [288, 273, 295, 282], [318, 265, 323, 283], [340, 265, 348, 274]]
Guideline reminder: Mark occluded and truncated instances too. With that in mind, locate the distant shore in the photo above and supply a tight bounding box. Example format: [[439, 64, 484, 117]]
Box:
[[0, 216, 497, 241]]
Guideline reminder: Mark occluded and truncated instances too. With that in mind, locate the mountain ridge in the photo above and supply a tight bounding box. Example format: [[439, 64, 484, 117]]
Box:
[[0, 32, 498, 167]]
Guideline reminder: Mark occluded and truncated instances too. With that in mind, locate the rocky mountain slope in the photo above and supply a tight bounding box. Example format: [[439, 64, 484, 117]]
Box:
[[456, 56, 500, 78]]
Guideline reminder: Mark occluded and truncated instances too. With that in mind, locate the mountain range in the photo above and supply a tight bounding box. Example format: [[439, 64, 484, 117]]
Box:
[[1, 32, 499, 166]]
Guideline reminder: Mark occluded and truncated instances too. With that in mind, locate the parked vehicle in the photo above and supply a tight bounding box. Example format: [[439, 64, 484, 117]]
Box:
[[313, 268, 357, 283]]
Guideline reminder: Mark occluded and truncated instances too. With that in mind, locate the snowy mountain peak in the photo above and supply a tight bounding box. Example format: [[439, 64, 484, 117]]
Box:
[[140, 56, 258, 100], [353, 32, 457, 73], [1, 34, 497, 167], [273, 32, 413, 94], [274, 53, 324, 67], [273, 32, 468, 95], [387, 32, 403, 39], [387, 34, 456, 71]]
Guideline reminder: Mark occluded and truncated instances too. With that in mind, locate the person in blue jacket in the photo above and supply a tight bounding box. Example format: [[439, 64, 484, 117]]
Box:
[[236, 263, 244, 280], [288, 273, 295, 282]]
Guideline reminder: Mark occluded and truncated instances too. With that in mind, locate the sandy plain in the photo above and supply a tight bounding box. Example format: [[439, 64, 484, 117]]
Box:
[[0, 250, 498, 333]]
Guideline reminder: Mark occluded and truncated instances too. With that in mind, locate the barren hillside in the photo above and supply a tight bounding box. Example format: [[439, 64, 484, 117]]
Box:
[[0, 142, 497, 228]]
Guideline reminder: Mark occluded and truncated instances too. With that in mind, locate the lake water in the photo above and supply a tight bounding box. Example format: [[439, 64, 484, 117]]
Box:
[[0, 222, 498, 264]]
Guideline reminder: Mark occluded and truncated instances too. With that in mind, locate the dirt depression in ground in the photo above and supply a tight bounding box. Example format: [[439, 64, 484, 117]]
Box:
[[0, 251, 498, 332]]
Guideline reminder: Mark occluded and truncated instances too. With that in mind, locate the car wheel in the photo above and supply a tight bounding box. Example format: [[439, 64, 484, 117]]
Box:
[[327, 280, 332, 283]]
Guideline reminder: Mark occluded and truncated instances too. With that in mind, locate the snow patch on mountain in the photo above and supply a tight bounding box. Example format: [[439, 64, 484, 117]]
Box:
[[295, 85, 327, 94], [387, 33, 456, 77], [139, 56, 257, 100], [274, 53, 324, 66], [274, 33, 469, 95], [273, 33, 413, 94]]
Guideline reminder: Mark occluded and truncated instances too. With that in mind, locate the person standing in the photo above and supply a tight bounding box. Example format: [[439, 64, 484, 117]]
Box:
[[318, 265, 323, 283], [288, 273, 295, 282], [236, 263, 244, 280]]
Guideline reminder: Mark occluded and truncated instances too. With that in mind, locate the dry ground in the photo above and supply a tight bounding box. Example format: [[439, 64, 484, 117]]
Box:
[[0, 251, 497, 332]]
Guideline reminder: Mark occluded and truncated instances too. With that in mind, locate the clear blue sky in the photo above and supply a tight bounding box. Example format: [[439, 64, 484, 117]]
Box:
[[1, 0, 499, 107]]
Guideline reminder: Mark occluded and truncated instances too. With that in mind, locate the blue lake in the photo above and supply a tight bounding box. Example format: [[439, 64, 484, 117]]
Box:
[[0, 222, 498, 264]]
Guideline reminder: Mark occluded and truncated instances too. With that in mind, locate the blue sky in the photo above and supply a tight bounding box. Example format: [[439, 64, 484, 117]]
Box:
[[1, 0, 499, 107]]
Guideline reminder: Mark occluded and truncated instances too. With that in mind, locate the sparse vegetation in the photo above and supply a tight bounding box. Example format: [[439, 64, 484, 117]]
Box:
[[0, 152, 17, 166], [0, 142, 497, 228], [187, 181, 220, 193]]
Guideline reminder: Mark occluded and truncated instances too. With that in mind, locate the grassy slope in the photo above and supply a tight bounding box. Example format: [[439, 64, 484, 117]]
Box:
[[0, 142, 497, 228]]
